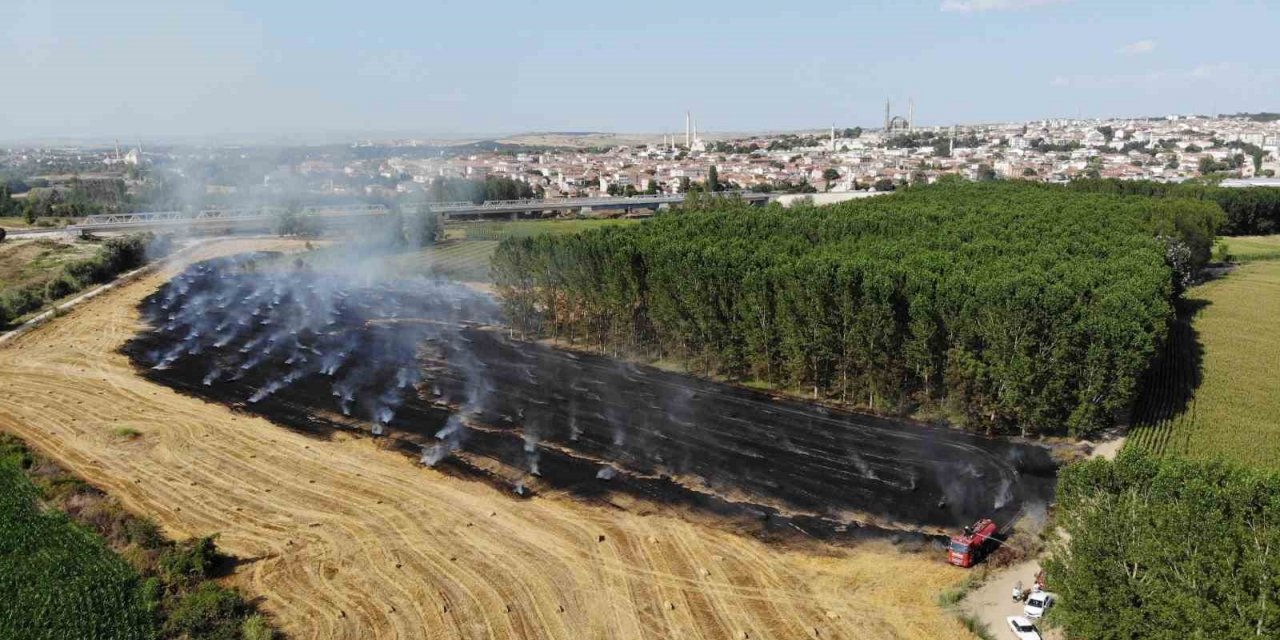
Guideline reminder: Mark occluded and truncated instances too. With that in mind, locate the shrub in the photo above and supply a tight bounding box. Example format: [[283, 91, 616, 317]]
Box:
[[241, 614, 276, 640], [123, 517, 166, 550], [43, 271, 81, 302], [158, 536, 221, 585], [162, 582, 248, 640], [1214, 240, 1233, 263]]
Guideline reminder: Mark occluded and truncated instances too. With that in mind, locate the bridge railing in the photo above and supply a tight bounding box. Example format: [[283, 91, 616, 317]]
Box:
[[81, 204, 389, 226], [426, 192, 765, 212], [76, 193, 773, 228]]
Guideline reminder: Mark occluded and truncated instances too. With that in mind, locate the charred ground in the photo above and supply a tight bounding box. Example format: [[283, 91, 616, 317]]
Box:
[[125, 256, 1056, 541]]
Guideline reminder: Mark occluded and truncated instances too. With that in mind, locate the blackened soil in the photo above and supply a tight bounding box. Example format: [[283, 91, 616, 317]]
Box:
[[125, 259, 1056, 544]]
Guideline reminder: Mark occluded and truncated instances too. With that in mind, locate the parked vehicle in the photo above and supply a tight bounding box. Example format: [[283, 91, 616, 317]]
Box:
[[1006, 616, 1042, 640], [948, 518, 998, 567], [1023, 592, 1054, 619]]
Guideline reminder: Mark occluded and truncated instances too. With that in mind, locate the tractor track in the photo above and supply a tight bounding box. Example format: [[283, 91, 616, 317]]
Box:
[[0, 240, 1016, 640]]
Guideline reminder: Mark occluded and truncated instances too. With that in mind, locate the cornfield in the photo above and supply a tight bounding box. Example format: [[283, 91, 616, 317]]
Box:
[[1127, 235, 1280, 468], [0, 460, 154, 640]]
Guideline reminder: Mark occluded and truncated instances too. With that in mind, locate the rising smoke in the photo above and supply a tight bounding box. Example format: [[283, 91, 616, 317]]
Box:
[[134, 247, 1057, 535], [141, 250, 500, 460]]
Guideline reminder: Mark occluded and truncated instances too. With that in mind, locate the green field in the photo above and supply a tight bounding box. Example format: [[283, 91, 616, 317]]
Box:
[[388, 240, 501, 282], [450, 217, 637, 242], [1220, 235, 1280, 261], [0, 454, 155, 639], [0, 238, 99, 290], [303, 218, 641, 283], [1127, 235, 1280, 467]]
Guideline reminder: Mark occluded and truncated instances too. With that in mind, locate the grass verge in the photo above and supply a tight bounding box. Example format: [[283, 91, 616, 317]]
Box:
[[956, 613, 997, 640]]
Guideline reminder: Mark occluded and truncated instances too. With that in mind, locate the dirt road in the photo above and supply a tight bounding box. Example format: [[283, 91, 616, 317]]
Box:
[[959, 558, 1058, 639], [0, 238, 973, 640]]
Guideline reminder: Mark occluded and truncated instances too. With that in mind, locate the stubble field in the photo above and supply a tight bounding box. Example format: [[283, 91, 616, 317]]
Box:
[[0, 238, 974, 640]]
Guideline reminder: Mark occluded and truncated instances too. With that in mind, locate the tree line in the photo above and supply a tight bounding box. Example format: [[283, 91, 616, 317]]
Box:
[[424, 176, 537, 204], [492, 182, 1221, 437], [1068, 178, 1280, 236]]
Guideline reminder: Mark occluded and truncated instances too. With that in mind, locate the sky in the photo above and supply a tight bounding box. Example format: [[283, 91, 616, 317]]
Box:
[[2, 0, 1277, 143]]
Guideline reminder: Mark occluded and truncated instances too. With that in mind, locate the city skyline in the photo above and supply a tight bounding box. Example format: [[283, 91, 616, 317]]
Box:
[[2, 0, 1278, 142]]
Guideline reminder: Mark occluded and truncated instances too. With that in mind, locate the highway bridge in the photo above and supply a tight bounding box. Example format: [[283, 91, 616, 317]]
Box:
[[63, 192, 776, 234], [430, 191, 773, 219], [69, 204, 390, 234]]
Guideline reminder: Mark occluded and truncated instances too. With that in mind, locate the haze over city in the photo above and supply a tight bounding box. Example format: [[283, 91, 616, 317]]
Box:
[[4, 0, 1279, 142]]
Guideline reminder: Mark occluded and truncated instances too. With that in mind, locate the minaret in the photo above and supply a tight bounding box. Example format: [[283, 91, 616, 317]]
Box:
[[908, 98, 915, 132], [685, 112, 691, 148], [693, 119, 698, 148], [831, 123, 836, 151], [884, 99, 891, 131]]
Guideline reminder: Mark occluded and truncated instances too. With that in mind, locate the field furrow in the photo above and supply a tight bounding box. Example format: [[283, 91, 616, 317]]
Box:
[[0, 238, 972, 640]]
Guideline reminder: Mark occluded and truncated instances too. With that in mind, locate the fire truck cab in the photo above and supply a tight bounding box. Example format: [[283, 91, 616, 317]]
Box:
[[948, 518, 997, 567]]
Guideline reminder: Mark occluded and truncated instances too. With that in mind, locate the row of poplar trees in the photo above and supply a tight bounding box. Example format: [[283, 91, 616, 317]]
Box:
[[1068, 178, 1280, 236], [1045, 450, 1280, 638], [492, 182, 1222, 437]]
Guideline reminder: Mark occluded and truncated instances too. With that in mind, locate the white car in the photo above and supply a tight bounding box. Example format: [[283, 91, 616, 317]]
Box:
[[1006, 616, 1042, 640], [1023, 592, 1054, 619]]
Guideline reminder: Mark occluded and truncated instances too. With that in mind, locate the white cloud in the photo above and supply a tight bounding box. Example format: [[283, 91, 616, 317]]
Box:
[[940, 0, 1071, 12], [1049, 76, 1070, 87], [1119, 40, 1157, 55]]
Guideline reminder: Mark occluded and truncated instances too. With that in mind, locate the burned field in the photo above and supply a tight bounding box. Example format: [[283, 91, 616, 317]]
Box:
[[126, 256, 1056, 540]]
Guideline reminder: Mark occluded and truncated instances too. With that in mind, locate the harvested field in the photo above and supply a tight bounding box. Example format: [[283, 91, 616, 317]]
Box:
[[126, 257, 1055, 536], [0, 238, 985, 640]]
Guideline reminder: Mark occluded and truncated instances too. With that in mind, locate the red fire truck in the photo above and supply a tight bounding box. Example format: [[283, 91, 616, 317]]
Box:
[[948, 518, 998, 567]]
